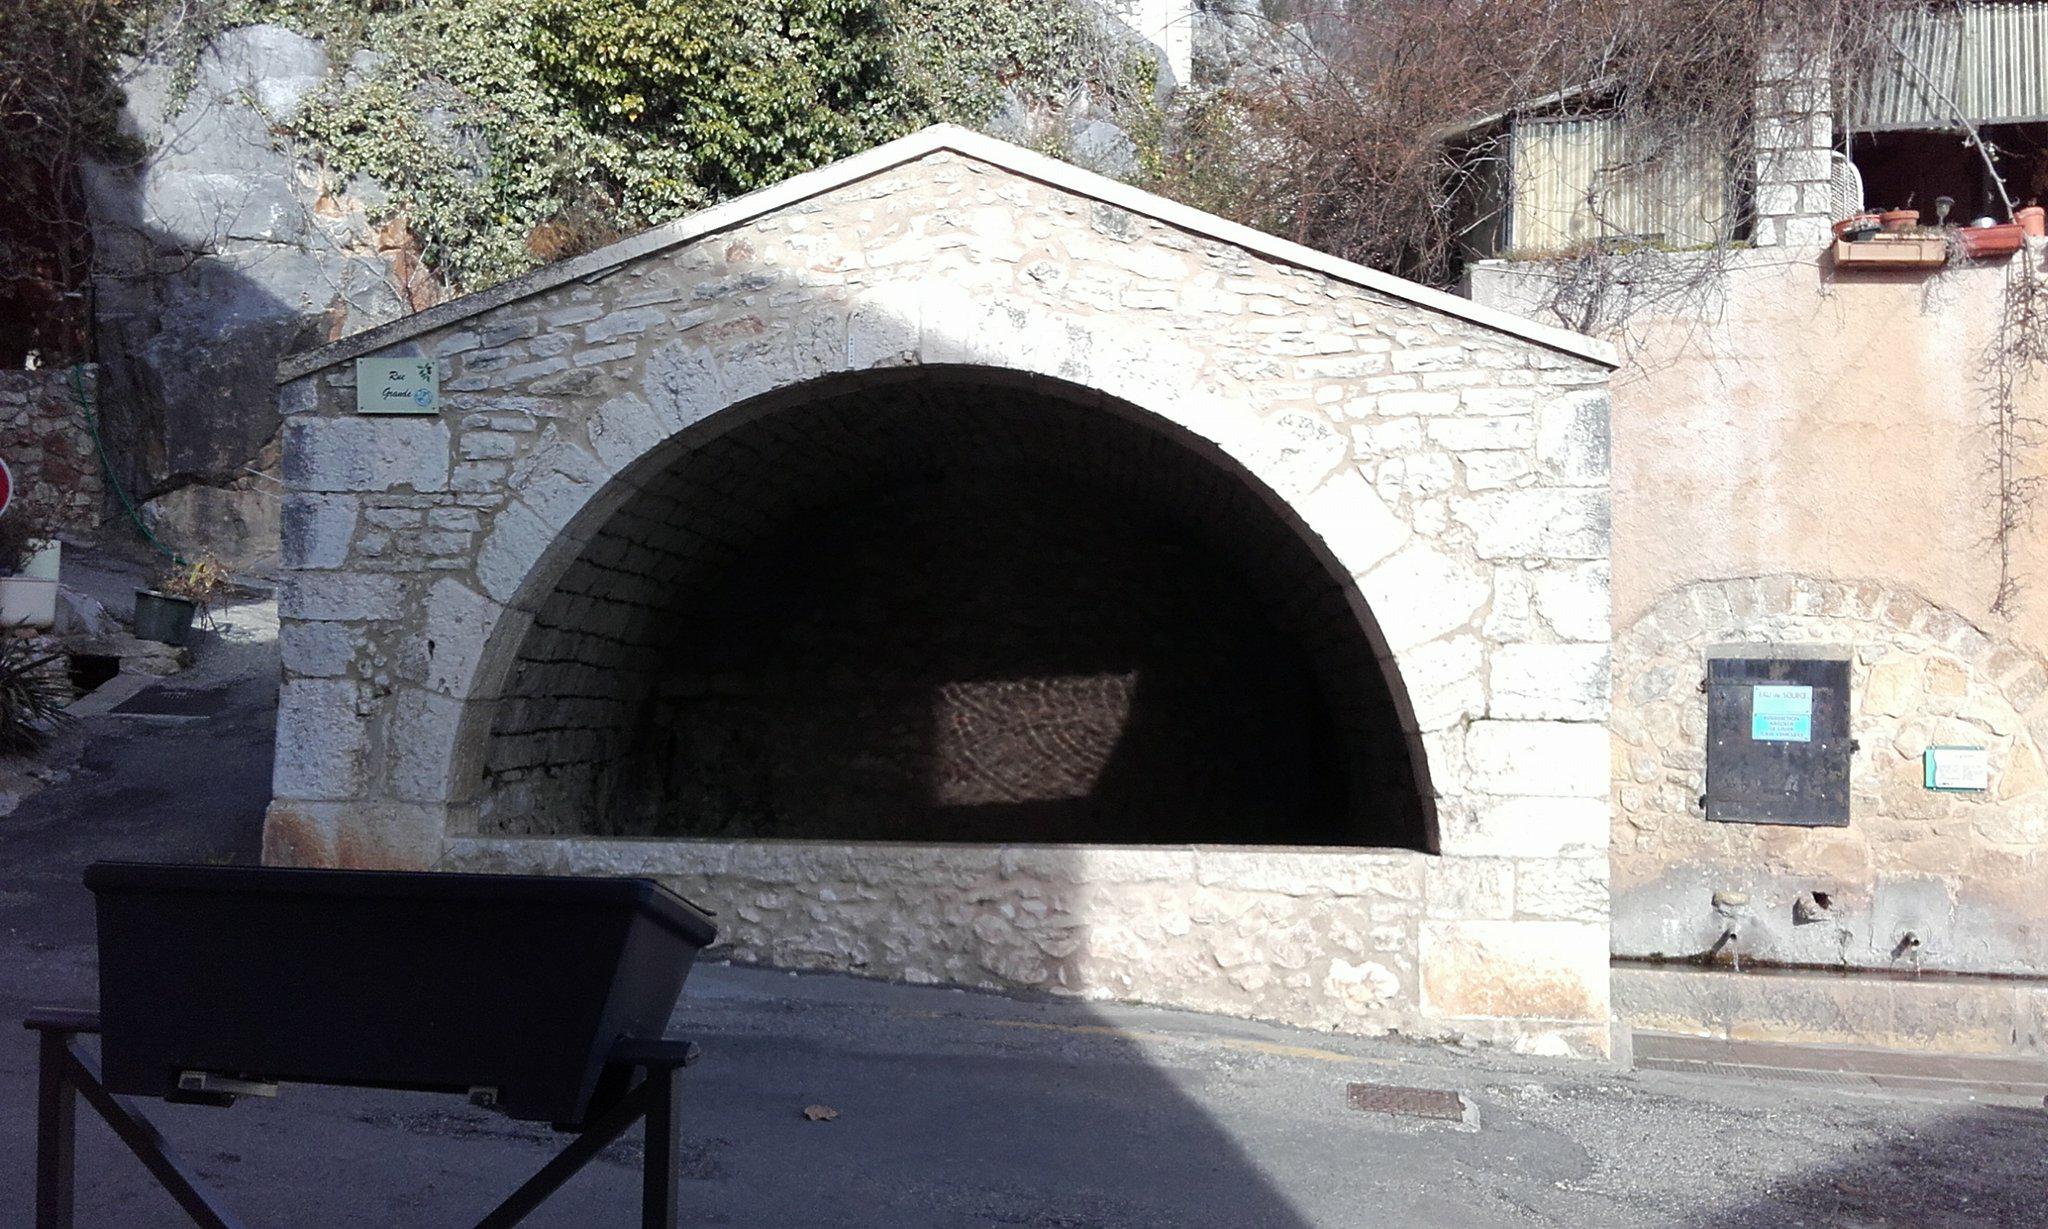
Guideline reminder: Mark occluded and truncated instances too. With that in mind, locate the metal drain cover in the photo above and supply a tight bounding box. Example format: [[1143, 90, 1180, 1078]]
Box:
[[1345, 1082, 1469, 1122], [110, 685, 234, 718]]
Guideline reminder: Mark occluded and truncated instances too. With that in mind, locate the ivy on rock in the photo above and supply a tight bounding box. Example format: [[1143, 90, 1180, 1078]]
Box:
[[211, 0, 1138, 297]]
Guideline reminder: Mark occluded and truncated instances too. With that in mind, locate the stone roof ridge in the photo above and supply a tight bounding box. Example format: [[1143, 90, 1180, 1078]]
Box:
[[279, 123, 1616, 383]]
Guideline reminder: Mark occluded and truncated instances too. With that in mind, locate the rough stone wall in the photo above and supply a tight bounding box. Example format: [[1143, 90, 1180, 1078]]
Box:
[[1614, 576, 2048, 976], [0, 368, 105, 539], [271, 140, 1616, 1054], [448, 838, 1577, 1045]]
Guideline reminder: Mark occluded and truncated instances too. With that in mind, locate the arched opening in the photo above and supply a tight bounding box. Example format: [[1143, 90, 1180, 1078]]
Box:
[[475, 368, 1432, 850]]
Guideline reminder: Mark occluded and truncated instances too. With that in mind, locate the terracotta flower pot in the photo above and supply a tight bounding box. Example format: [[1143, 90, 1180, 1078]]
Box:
[[1959, 222, 2026, 259], [1881, 209, 1920, 233], [1833, 212, 1882, 240], [2019, 206, 2046, 238]]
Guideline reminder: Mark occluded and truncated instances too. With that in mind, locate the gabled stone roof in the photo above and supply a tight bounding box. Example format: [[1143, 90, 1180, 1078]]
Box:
[[280, 123, 1616, 383]]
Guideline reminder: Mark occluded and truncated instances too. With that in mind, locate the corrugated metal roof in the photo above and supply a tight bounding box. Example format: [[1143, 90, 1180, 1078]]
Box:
[[1507, 115, 1730, 252], [1853, 3, 2048, 131], [1963, 2, 2048, 123]]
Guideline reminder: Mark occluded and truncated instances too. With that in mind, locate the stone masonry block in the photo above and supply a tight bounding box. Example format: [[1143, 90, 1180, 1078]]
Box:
[[1465, 720, 1610, 798], [273, 678, 369, 800], [1437, 796, 1609, 859], [1298, 469, 1410, 578], [281, 573, 405, 622], [1421, 919, 1608, 1022], [1515, 857, 1609, 922], [280, 493, 358, 570], [1490, 643, 1611, 722], [1535, 390, 1609, 485], [281, 620, 357, 678], [1358, 541, 1489, 651], [285, 417, 451, 493], [420, 578, 505, 696], [1452, 488, 1608, 560], [1532, 562, 1609, 642]]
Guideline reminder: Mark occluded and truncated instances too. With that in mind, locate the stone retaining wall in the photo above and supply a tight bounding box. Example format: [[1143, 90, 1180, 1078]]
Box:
[[0, 367, 104, 539], [1614, 575, 2048, 976]]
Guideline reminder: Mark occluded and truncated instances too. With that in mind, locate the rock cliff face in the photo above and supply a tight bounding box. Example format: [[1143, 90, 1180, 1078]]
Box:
[[86, 25, 418, 568]]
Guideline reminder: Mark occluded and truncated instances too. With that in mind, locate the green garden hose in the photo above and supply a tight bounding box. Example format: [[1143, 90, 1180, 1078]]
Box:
[[70, 363, 184, 565]]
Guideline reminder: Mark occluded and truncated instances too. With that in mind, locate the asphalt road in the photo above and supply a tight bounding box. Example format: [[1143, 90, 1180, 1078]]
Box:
[[1, 593, 2044, 1227]]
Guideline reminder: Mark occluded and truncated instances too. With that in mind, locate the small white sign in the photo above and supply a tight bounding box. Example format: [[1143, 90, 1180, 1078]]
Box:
[[356, 356, 440, 415], [1924, 745, 1990, 792]]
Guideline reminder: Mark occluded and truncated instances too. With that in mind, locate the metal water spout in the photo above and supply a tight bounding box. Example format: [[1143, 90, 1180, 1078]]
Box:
[[1711, 890, 1750, 972], [1893, 930, 1924, 974]]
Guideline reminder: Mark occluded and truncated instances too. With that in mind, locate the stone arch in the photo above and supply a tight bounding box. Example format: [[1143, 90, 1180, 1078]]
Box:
[[270, 130, 1620, 1052], [437, 358, 1442, 851]]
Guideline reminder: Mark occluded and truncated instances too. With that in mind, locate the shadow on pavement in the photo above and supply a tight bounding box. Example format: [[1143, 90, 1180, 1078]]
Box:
[[1691, 1100, 2048, 1229]]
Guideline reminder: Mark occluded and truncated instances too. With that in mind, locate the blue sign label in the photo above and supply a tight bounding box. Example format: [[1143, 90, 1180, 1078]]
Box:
[[1751, 684, 1812, 742]]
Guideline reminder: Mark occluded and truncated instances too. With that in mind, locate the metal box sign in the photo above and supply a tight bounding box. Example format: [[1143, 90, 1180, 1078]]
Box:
[[1924, 745, 1990, 792], [356, 356, 440, 415], [1706, 654, 1852, 826]]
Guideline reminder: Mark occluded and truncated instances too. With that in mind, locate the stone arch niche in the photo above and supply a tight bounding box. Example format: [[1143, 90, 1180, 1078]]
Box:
[[465, 366, 1434, 851], [268, 127, 1618, 1053]]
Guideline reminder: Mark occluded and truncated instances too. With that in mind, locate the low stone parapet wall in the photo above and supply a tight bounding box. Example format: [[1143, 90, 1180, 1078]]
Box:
[[444, 836, 1613, 1056]]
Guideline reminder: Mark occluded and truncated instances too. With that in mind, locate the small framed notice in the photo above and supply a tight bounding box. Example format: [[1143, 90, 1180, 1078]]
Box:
[[1924, 745, 1990, 793], [356, 356, 440, 415], [1750, 684, 1814, 743]]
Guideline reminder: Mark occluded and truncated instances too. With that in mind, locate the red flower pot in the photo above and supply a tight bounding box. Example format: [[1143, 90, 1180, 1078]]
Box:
[[1959, 222, 2026, 259]]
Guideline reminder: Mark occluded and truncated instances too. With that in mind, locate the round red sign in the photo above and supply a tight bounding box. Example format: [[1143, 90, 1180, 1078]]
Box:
[[0, 455, 13, 519]]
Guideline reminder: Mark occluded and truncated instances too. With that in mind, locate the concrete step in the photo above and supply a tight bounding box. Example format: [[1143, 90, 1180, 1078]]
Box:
[[1615, 960, 2048, 1058], [1634, 1031, 2048, 1104]]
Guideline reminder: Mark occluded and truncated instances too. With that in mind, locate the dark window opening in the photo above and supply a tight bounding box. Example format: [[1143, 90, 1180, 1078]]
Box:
[[478, 372, 1431, 851], [1847, 123, 2048, 221]]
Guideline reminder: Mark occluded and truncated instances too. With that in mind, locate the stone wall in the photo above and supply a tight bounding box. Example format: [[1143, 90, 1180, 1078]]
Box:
[[1615, 576, 2048, 974], [1750, 49, 1837, 249], [1471, 217, 2048, 1016], [0, 367, 105, 539], [269, 131, 1618, 1055]]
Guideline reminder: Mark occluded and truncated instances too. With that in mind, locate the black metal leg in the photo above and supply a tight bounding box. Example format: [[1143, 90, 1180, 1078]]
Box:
[[58, 1045, 248, 1229], [35, 1029, 76, 1229], [641, 1064, 681, 1229], [27, 1009, 701, 1229], [474, 1080, 653, 1229]]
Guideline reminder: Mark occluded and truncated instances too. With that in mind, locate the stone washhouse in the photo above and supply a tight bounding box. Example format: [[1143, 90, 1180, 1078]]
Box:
[[270, 127, 1619, 1056]]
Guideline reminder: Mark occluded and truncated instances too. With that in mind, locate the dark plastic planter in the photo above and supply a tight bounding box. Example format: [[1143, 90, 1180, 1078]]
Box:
[[83, 862, 717, 1124], [132, 589, 196, 645]]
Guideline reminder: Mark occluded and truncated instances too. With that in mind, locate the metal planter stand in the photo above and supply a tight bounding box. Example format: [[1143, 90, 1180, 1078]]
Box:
[[28, 1008, 701, 1229]]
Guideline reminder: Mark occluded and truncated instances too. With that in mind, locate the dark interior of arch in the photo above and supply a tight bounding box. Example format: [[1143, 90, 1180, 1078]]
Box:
[[479, 370, 1429, 849]]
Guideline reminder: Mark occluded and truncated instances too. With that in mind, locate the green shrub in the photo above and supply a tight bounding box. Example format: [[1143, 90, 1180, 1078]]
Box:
[[531, 0, 909, 199], [202, 0, 1150, 294], [0, 635, 72, 754]]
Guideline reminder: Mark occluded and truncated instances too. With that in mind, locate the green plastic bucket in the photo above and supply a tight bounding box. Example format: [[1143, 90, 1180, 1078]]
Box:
[[133, 590, 197, 646]]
